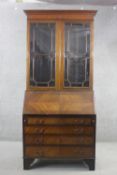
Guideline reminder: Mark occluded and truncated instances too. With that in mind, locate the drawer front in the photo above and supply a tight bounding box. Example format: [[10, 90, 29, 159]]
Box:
[[25, 135, 94, 145], [26, 117, 92, 125], [25, 146, 94, 158], [24, 126, 94, 135]]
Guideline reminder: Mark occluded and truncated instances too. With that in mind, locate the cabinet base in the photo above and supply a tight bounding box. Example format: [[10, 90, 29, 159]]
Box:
[[83, 159, 95, 170], [23, 158, 36, 170], [23, 158, 95, 170]]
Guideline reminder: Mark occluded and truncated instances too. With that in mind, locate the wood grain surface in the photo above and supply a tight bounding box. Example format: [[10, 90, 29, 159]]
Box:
[[25, 146, 94, 158], [24, 126, 94, 135], [23, 91, 96, 115], [26, 117, 92, 125], [24, 135, 94, 145]]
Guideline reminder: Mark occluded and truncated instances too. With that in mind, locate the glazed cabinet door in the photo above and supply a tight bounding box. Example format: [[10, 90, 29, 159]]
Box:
[[27, 21, 92, 90], [63, 22, 91, 88], [29, 22, 56, 89]]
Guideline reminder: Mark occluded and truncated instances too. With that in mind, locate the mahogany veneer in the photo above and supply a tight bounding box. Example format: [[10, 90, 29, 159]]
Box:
[[23, 91, 96, 170], [23, 91, 95, 115]]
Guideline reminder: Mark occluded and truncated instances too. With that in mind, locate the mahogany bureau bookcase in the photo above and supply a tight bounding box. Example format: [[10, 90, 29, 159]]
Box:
[[23, 10, 97, 170]]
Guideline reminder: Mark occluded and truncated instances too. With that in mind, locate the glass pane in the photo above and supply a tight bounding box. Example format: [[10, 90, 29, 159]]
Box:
[[30, 23, 55, 87], [64, 23, 90, 87]]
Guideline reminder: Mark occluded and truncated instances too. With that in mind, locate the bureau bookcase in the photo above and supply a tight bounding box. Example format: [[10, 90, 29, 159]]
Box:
[[23, 10, 97, 170]]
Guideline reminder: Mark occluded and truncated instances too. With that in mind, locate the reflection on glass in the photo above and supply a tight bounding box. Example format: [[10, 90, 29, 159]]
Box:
[[30, 23, 55, 87], [64, 23, 90, 87]]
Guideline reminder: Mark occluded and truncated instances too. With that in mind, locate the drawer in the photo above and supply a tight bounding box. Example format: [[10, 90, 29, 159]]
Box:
[[25, 146, 94, 158], [25, 116, 92, 125], [25, 135, 94, 145], [24, 126, 94, 135]]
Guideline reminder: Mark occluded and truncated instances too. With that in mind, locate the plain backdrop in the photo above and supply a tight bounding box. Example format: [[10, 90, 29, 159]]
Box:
[[0, 2, 117, 141]]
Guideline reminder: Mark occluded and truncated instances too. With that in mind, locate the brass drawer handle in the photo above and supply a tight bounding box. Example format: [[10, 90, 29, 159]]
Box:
[[74, 127, 84, 133], [74, 119, 84, 124], [28, 118, 44, 125], [34, 128, 45, 134]]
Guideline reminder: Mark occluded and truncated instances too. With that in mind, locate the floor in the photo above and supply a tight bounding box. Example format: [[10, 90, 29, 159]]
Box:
[[0, 141, 117, 175]]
